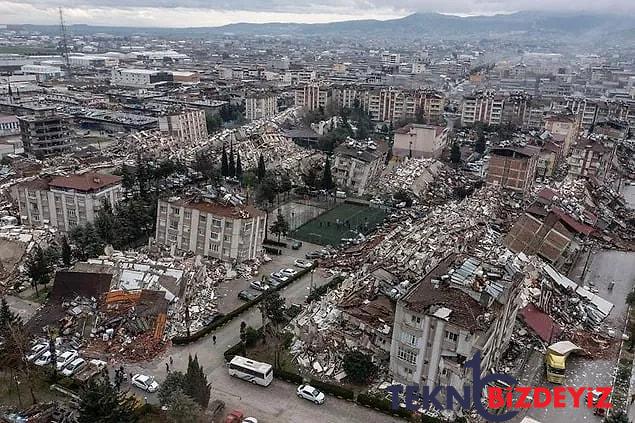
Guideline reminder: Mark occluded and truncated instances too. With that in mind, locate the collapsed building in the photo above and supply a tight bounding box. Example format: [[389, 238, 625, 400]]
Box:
[[389, 254, 523, 408]]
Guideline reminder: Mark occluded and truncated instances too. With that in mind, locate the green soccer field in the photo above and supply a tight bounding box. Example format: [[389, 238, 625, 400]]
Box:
[[291, 203, 386, 246]]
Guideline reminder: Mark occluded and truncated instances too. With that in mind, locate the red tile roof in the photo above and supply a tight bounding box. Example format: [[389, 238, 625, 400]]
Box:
[[48, 172, 122, 192]]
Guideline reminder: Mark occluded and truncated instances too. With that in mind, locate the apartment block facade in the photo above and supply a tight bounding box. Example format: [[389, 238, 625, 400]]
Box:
[[389, 255, 522, 410], [158, 109, 208, 143], [11, 172, 122, 231], [486, 146, 540, 195], [18, 108, 73, 157], [155, 197, 266, 262], [245, 95, 278, 121]]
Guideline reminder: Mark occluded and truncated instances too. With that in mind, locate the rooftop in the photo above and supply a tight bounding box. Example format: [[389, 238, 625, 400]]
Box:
[[166, 196, 265, 219], [49, 172, 122, 192]]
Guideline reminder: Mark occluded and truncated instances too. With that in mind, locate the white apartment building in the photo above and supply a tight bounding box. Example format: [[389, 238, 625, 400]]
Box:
[[389, 255, 522, 410], [461, 92, 504, 126], [68, 55, 107, 68], [159, 109, 208, 143], [245, 95, 278, 121], [332, 141, 387, 196], [11, 172, 122, 232], [392, 124, 449, 159], [294, 84, 331, 111], [155, 197, 266, 262]]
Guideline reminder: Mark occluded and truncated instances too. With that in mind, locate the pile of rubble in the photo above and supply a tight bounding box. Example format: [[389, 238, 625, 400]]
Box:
[[373, 158, 481, 207], [288, 274, 390, 382]]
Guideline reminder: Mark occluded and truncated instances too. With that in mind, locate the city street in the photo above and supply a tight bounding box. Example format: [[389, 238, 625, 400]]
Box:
[[514, 249, 635, 423]]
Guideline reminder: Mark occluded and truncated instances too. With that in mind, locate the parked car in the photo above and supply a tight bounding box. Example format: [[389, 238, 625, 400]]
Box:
[[291, 240, 303, 250], [305, 251, 322, 259], [270, 272, 290, 282], [61, 357, 86, 377], [297, 384, 326, 404], [238, 289, 261, 302], [56, 350, 78, 371], [294, 259, 314, 269], [243, 418, 259, 423], [224, 410, 244, 423], [26, 343, 48, 362], [34, 351, 52, 366], [266, 277, 283, 289], [249, 280, 270, 291], [279, 268, 298, 277], [131, 374, 159, 393]]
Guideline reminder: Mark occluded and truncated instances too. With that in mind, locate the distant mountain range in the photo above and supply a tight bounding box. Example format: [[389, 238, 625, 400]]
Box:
[[7, 11, 635, 43]]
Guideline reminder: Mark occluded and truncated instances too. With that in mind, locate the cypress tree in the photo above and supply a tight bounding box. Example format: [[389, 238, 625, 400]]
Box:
[[236, 150, 243, 178], [257, 154, 266, 182], [184, 354, 211, 408], [228, 143, 235, 177], [321, 156, 335, 191], [220, 146, 229, 177]]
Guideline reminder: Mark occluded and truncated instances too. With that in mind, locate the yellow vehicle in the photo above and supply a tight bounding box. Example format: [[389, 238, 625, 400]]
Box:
[[545, 351, 566, 384], [544, 341, 582, 384]]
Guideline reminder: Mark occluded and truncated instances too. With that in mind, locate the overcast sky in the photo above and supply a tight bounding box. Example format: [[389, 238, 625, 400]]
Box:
[[1, 0, 633, 27]]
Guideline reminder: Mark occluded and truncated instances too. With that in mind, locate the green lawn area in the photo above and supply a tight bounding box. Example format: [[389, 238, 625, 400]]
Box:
[[291, 203, 385, 246]]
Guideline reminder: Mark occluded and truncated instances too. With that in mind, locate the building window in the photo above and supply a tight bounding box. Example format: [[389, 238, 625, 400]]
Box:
[[210, 231, 219, 241], [184, 211, 191, 219], [445, 331, 458, 342], [159, 206, 167, 213], [223, 235, 230, 242], [397, 347, 417, 365], [212, 218, 221, 227], [410, 315, 421, 325], [404, 367, 413, 375], [210, 243, 219, 252], [400, 332, 418, 347], [171, 207, 180, 215], [170, 219, 179, 230]]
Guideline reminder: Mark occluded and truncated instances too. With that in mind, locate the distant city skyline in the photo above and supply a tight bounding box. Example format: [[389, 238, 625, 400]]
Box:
[[0, 0, 633, 28]]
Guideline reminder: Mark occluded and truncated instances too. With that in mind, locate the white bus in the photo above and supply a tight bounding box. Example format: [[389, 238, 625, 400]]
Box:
[[228, 356, 273, 386]]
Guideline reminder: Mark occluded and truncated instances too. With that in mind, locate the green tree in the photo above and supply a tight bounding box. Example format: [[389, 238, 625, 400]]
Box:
[[221, 146, 229, 177], [193, 151, 220, 184], [260, 291, 287, 368], [78, 377, 138, 423], [321, 157, 335, 191], [342, 350, 377, 384], [0, 296, 22, 339], [158, 371, 188, 406], [166, 390, 201, 423], [257, 154, 266, 182], [626, 291, 635, 306], [228, 144, 235, 177], [474, 125, 486, 154], [61, 236, 72, 266], [450, 141, 461, 164], [95, 200, 117, 245], [205, 112, 222, 133], [270, 213, 289, 243], [255, 175, 277, 206], [26, 246, 52, 295], [235, 150, 243, 179], [184, 355, 211, 408], [69, 222, 104, 260]]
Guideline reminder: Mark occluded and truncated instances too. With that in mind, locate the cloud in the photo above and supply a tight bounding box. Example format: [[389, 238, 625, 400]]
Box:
[[0, 0, 632, 27]]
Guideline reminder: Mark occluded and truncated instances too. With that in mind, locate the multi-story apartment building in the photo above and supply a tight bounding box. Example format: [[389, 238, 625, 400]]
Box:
[[486, 145, 540, 195], [544, 113, 578, 155], [158, 109, 208, 143], [461, 91, 504, 126], [567, 136, 613, 181], [245, 95, 278, 121], [392, 124, 449, 159], [556, 97, 634, 128], [0, 114, 19, 136], [332, 141, 387, 196], [11, 172, 122, 231], [294, 84, 331, 111], [389, 255, 522, 410], [18, 107, 73, 157], [155, 197, 266, 262]]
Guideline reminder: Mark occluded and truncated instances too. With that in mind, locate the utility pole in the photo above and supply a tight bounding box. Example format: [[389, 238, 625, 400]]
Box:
[[59, 7, 72, 80]]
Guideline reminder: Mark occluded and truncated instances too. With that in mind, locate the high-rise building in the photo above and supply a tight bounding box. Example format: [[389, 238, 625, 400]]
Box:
[[18, 106, 73, 157], [158, 109, 208, 143], [245, 95, 278, 121]]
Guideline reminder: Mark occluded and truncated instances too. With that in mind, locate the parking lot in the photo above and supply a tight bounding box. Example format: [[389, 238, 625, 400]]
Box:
[[214, 239, 330, 314]]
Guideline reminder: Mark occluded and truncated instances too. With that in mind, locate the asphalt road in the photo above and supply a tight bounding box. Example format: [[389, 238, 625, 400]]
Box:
[[514, 250, 635, 423]]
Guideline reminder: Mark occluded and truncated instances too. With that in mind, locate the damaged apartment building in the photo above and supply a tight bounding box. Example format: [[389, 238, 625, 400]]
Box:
[[11, 172, 122, 231], [155, 195, 266, 262], [331, 139, 387, 196], [389, 254, 523, 411]]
